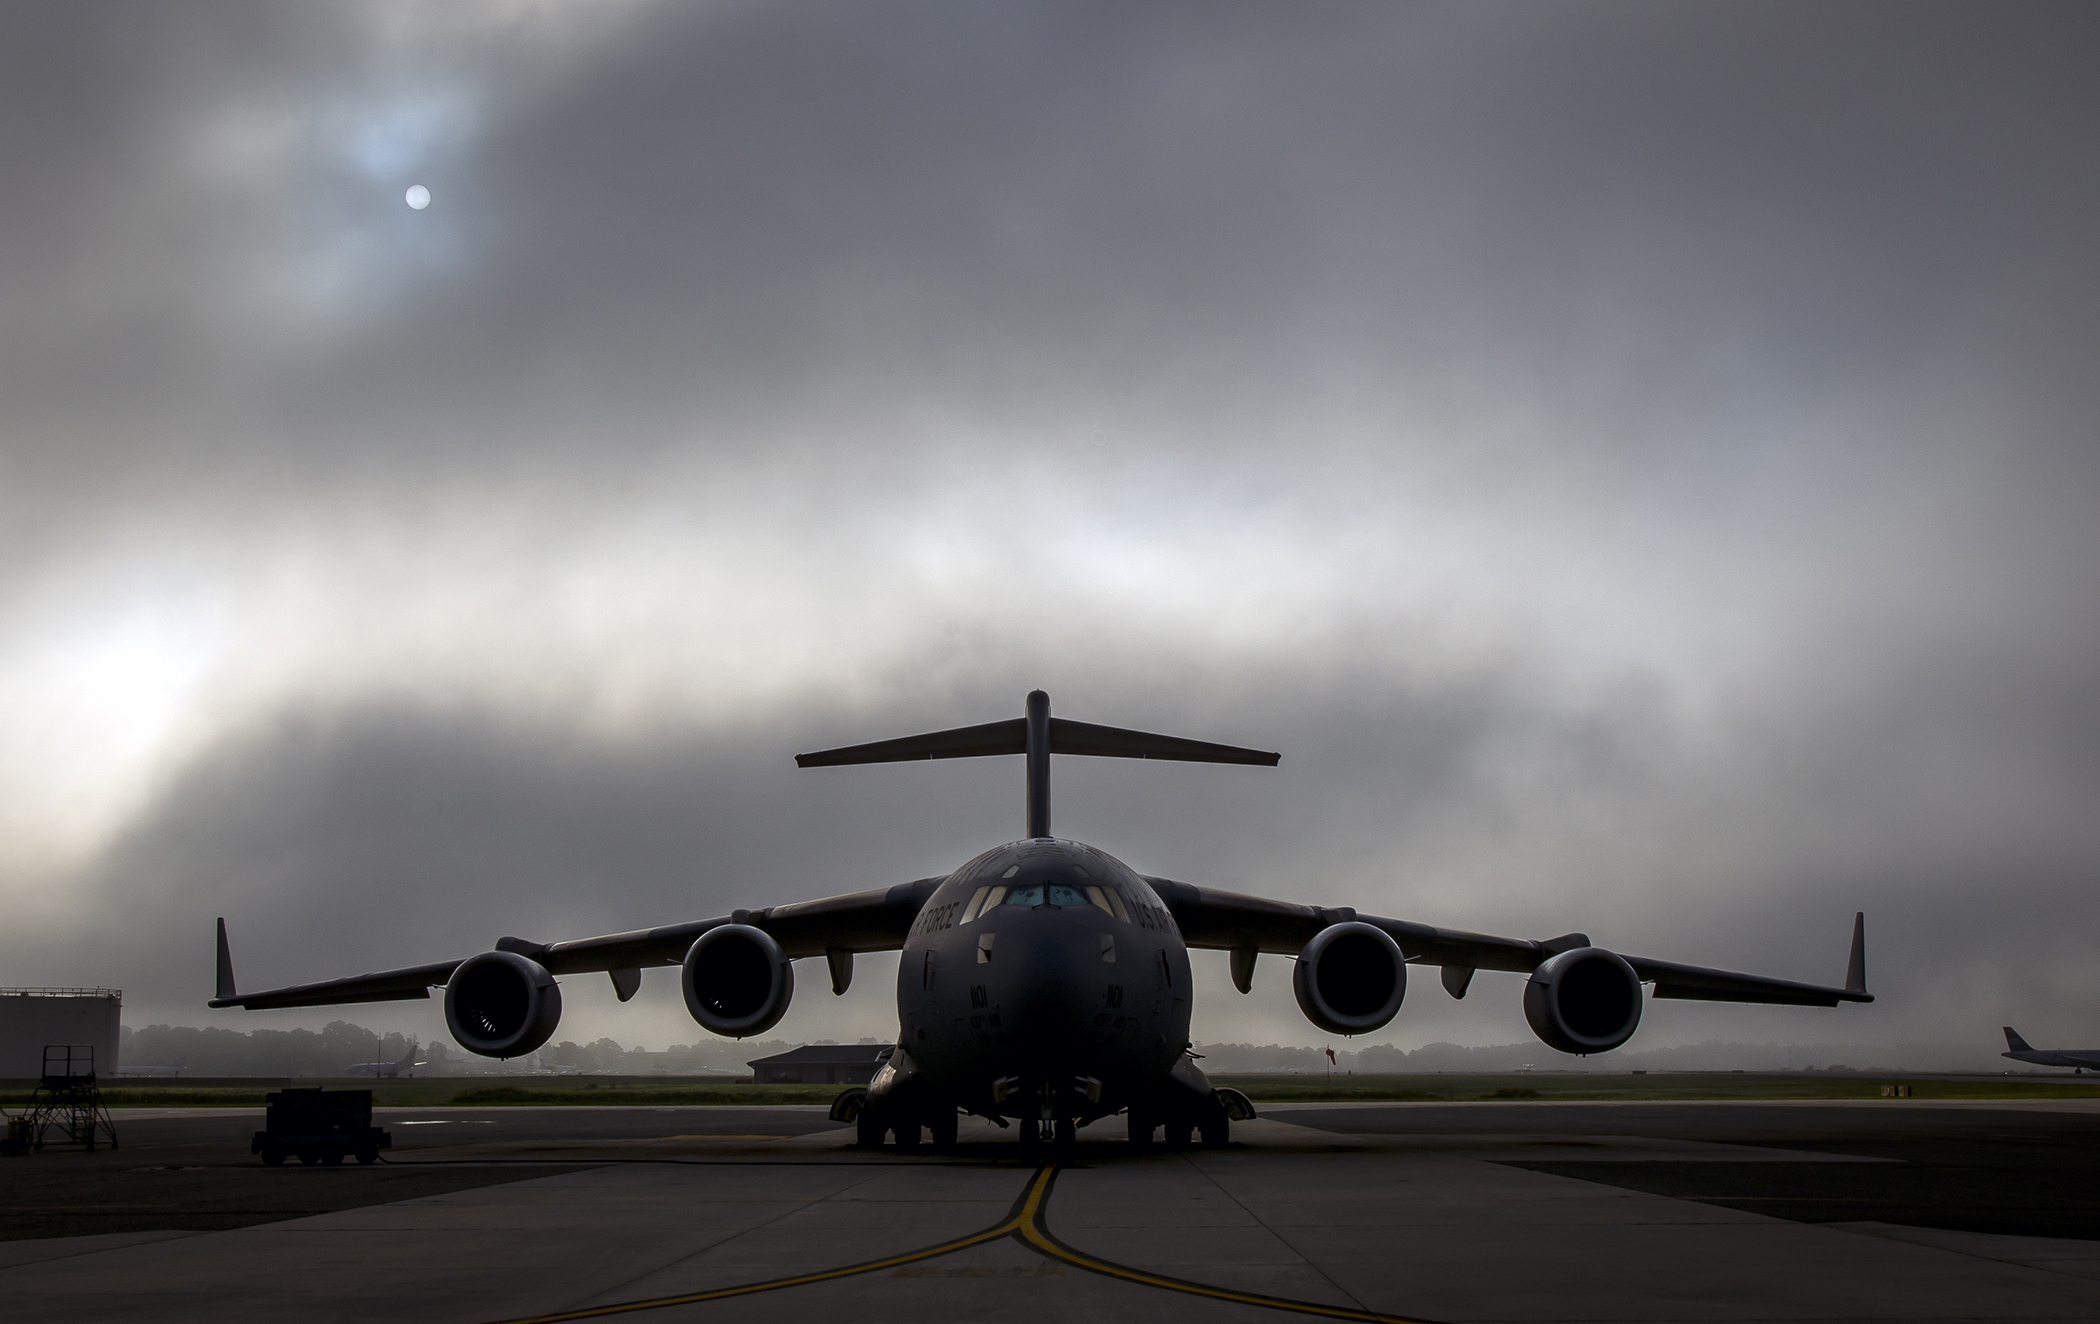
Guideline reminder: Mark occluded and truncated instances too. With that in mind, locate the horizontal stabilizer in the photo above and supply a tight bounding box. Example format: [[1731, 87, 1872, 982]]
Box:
[[796, 716, 1278, 768], [796, 718, 1026, 767], [1046, 718, 1279, 766]]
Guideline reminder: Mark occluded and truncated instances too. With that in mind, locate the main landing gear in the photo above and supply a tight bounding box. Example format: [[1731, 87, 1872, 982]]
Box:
[[853, 1103, 961, 1152]]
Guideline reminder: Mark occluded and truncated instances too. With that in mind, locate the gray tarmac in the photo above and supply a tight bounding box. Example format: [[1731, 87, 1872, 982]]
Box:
[[4, 1100, 2098, 1322]]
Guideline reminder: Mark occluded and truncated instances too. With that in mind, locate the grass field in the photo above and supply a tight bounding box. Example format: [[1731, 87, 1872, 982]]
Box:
[[0, 1078, 838, 1108], [6, 1071, 2096, 1109], [1212, 1072, 2100, 1103]]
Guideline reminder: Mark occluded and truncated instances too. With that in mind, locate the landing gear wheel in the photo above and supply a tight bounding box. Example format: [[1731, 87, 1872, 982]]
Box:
[[1164, 1122, 1192, 1149], [1200, 1116, 1229, 1148], [1054, 1117, 1077, 1148], [356, 1150, 378, 1165], [929, 1110, 959, 1151], [1017, 1118, 1044, 1151], [892, 1122, 923, 1152], [1127, 1110, 1154, 1149], [261, 1149, 285, 1167], [322, 1151, 344, 1166], [299, 1150, 320, 1166], [857, 1109, 884, 1149]]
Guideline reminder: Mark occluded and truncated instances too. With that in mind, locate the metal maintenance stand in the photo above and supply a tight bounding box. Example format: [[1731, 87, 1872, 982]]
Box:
[[20, 1045, 119, 1152]]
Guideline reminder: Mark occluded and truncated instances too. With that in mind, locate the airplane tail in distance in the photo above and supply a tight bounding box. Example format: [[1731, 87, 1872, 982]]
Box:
[[216, 918, 238, 1003], [2004, 1026, 2034, 1053], [396, 1039, 418, 1073], [1844, 912, 1867, 994]]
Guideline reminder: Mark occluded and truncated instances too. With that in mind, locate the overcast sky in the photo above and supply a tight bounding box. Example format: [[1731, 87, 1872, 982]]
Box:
[[3, 1, 2095, 1067]]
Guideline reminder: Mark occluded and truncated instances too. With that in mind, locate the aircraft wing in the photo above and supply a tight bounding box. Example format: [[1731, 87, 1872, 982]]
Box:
[[208, 879, 945, 1011], [1147, 879, 1872, 1007]]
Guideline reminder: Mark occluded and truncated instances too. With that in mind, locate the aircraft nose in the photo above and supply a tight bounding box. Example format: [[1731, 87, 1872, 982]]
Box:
[[991, 911, 1103, 1065]]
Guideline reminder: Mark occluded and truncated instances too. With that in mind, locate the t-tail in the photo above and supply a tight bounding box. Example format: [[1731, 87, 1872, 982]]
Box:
[[795, 689, 1278, 839]]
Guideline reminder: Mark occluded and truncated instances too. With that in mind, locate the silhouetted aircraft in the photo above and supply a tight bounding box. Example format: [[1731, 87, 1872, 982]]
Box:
[[344, 1039, 422, 1078], [210, 691, 1871, 1149], [2001, 1027, 2100, 1072]]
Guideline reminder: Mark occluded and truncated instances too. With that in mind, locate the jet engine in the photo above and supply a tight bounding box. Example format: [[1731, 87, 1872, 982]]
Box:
[[682, 923, 794, 1037], [1292, 921, 1406, 1036], [444, 950, 563, 1059], [1523, 947, 1643, 1054]]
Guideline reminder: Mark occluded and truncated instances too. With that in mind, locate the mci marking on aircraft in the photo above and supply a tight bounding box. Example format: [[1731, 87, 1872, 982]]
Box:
[[211, 691, 1871, 1149]]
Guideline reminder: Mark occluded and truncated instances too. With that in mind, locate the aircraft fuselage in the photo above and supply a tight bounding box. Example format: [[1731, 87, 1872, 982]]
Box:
[[892, 837, 1198, 1127]]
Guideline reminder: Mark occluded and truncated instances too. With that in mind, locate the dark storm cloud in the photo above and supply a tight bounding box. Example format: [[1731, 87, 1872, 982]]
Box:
[[3, 2, 2098, 1065], [6, 2, 2093, 482]]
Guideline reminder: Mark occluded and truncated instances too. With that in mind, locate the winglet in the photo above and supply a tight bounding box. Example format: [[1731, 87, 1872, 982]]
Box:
[[2004, 1026, 2033, 1053], [215, 917, 238, 1003], [1844, 912, 1867, 994]]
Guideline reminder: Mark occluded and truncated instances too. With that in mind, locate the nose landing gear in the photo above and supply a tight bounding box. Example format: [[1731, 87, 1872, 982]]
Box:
[[1016, 1106, 1079, 1152]]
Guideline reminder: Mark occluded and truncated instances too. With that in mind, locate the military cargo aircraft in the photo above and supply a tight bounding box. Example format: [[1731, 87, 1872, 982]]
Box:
[[211, 691, 1871, 1149], [2001, 1027, 2100, 1071]]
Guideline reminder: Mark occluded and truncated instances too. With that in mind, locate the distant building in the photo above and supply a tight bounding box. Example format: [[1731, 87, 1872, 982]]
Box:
[[0, 988, 122, 1079], [746, 1044, 890, 1085]]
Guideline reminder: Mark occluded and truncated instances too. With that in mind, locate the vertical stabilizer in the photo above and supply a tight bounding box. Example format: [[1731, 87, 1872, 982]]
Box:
[[1025, 690, 1051, 839], [215, 918, 238, 1003], [1844, 912, 1867, 994], [2004, 1026, 2033, 1052]]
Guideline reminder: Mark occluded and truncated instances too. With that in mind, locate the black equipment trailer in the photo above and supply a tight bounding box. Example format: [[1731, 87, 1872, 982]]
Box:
[[253, 1088, 390, 1166]]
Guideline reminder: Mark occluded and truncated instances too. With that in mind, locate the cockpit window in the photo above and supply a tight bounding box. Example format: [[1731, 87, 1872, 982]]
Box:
[[1084, 885, 1126, 920], [958, 886, 992, 924], [1000, 882, 1093, 909]]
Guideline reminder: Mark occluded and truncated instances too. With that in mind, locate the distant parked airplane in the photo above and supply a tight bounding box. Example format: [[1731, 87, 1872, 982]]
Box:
[[345, 1039, 422, 1078], [2002, 1027, 2100, 1072]]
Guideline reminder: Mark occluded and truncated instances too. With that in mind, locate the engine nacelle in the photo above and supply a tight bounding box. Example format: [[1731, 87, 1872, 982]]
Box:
[[1523, 947, 1643, 1054], [682, 923, 794, 1037], [1292, 921, 1406, 1036], [444, 950, 563, 1059]]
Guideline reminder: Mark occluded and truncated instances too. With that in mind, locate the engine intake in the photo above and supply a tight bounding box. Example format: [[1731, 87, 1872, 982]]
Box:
[[682, 923, 794, 1037], [444, 950, 563, 1059], [1524, 947, 1643, 1054], [1292, 922, 1406, 1035]]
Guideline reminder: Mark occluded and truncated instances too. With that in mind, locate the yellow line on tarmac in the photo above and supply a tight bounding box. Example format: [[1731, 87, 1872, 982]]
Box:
[[1016, 1167, 1433, 1324], [486, 1162, 1438, 1324], [486, 1168, 1054, 1324]]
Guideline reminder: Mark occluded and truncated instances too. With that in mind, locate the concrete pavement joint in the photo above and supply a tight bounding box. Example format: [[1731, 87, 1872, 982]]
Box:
[[1178, 1147, 1383, 1317], [551, 1161, 902, 1316], [480, 1164, 1444, 1324]]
